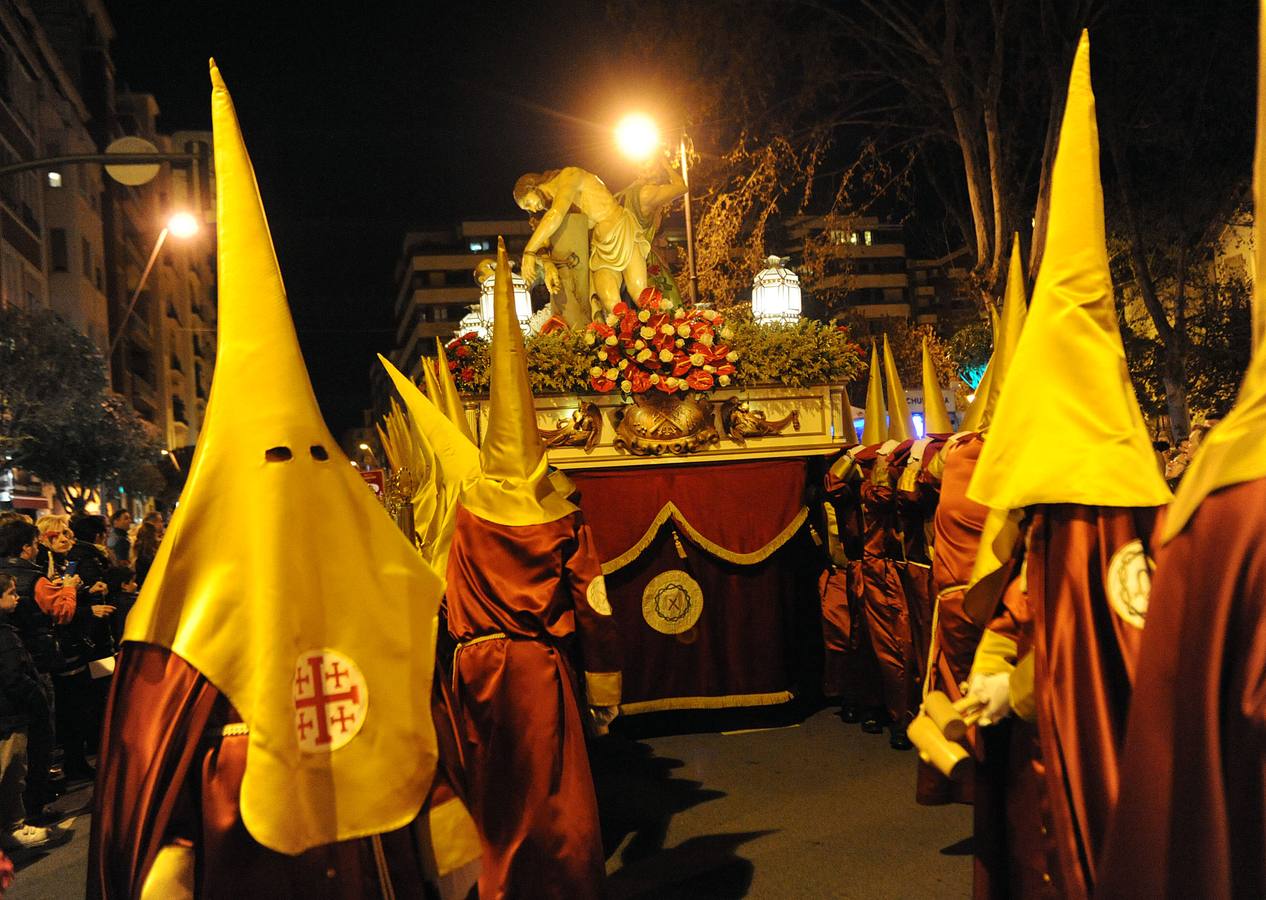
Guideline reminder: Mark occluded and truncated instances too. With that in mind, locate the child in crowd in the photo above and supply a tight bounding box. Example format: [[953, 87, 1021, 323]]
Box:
[[0, 575, 55, 851]]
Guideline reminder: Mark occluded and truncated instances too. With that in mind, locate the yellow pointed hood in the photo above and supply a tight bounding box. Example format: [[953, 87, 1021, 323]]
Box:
[[974, 235, 1030, 431], [459, 239, 577, 525], [434, 336, 476, 442], [841, 401, 860, 445], [1163, 6, 1266, 541], [123, 62, 444, 855], [379, 355, 479, 488], [967, 31, 1170, 510], [861, 341, 886, 444], [419, 353, 443, 406], [882, 334, 912, 441], [379, 355, 480, 577], [957, 354, 994, 433], [921, 337, 952, 434]]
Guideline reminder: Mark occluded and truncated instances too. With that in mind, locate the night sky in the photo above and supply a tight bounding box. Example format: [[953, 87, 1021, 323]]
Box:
[[103, 1, 669, 434]]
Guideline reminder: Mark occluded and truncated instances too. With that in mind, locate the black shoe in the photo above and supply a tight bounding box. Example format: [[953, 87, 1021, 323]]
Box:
[[889, 727, 913, 751], [840, 705, 861, 724], [861, 713, 885, 734]]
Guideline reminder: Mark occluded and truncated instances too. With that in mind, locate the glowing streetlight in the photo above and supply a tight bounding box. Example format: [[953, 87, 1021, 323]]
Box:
[[615, 113, 661, 163], [108, 212, 202, 358]]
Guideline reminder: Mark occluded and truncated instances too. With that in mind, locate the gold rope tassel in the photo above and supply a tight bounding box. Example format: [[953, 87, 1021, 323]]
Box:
[[671, 528, 688, 560]]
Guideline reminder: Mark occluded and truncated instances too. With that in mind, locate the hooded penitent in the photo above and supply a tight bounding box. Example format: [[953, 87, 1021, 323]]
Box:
[[434, 336, 476, 442], [882, 334, 913, 442], [460, 240, 578, 526], [966, 46, 1169, 512], [920, 338, 953, 435], [1096, 14, 1266, 895], [119, 61, 446, 855], [862, 341, 887, 445], [378, 355, 480, 582], [962, 33, 1168, 898]]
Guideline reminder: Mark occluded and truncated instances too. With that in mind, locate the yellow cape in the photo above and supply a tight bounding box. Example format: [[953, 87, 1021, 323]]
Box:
[[123, 62, 444, 855]]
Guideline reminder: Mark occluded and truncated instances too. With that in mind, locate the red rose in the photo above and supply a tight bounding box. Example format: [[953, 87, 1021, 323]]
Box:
[[448, 360, 458, 371], [612, 301, 629, 316], [686, 370, 715, 391], [460, 366, 475, 382], [455, 345, 470, 358], [648, 264, 661, 276]]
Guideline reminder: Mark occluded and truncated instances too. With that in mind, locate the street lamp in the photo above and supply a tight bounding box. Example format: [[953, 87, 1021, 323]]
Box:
[[615, 113, 698, 306], [107, 212, 202, 358]]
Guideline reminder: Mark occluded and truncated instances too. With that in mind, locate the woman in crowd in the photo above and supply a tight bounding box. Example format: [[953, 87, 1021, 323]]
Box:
[[30, 516, 112, 784], [130, 520, 161, 589]]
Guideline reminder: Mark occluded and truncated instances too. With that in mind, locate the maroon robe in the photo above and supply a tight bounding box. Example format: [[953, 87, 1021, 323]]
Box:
[[1098, 478, 1266, 899], [856, 444, 917, 728], [445, 506, 622, 900], [88, 643, 470, 900], [819, 456, 882, 709], [1005, 505, 1161, 899]]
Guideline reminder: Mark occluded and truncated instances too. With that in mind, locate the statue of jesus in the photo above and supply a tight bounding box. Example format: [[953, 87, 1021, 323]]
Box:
[[514, 167, 650, 315]]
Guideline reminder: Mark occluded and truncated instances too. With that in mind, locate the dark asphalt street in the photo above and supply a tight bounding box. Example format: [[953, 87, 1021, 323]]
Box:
[[16, 706, 970, 898]]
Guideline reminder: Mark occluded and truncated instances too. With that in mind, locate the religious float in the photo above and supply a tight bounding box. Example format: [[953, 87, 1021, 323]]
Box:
[[377, 161, 952, 715]]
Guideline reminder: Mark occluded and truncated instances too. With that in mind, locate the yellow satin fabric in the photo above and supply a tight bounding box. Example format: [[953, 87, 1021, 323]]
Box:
[[434, 336, 476, 443], [882, 334, 912, 441], [921, 338, 953, 435], [124, 63, 444, 855], [862, 341, 886, 445], [967, 32, 1170, 511]]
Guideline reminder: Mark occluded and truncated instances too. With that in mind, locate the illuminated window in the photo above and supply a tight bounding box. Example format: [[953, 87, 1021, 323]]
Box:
[[47, 172, 61, 188], [864, 230, 873, 246]]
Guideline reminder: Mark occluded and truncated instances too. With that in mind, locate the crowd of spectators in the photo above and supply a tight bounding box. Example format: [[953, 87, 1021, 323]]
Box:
[[0, 507, 163, 853]]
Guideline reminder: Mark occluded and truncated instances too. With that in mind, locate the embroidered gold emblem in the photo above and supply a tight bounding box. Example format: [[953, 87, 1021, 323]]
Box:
[[642, 570, 704, 634], [1106, 539, 1154, 629], [587, 576, 613, 616]]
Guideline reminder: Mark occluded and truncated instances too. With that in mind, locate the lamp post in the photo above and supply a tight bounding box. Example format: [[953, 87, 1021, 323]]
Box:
[[107, 212, 201, 359], [615, 113, 698, 306]]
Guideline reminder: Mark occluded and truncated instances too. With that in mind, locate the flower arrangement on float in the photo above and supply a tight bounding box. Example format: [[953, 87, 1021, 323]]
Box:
[[582, 287, 737, 396]]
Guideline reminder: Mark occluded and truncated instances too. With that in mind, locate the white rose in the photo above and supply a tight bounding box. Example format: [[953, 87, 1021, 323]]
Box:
[[637, 348, 652, 363], [718, 374, 731, 386], [638, 309, 651, 322], [634, 339, 646, 350], [590, 366, 603, 377], [606, 367, 619, 380], [606, 314, 619, 327], [661, 324, 676, 335], [677, 324, 691, 338], [618, 358, 629, 369], [605, 335, 618, 346], [665, 376, 679, 388], [704, 364, 715, 373], [703, 309, 718, 320], [659, 349, 674, 363], [597, 350, 608, 361], [584, 332, 596, 345], [650, 374, 660, 384], [700, 333, 714, 347], [640, 326, 655, 340], [621, 380, 633, 392], [721, 327, 733, 340], [726, 350, 739, 362], [690, 353, 705, 366]]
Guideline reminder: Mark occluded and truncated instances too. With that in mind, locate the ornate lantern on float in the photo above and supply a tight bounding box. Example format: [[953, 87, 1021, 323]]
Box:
[[751, 255, 802, 322], [476, 260, 533, 333]]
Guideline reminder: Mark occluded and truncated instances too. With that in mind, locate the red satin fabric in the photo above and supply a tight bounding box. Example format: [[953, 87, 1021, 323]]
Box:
[[89, 643, 464, 900], [857, 450, 916, 726], [1027, 505, 1161, 899], [570, 459, 806, 562], [1098, 478, 1266, 899], [445, 507, 619, 900]]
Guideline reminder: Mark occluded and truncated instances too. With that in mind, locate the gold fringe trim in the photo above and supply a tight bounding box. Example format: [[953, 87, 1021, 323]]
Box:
[[619, 690, 794, 716], [601, 503, 809, 574]]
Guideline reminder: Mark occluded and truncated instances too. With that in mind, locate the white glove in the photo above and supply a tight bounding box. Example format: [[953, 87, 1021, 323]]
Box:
[[967, 671, 1012, 727]]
